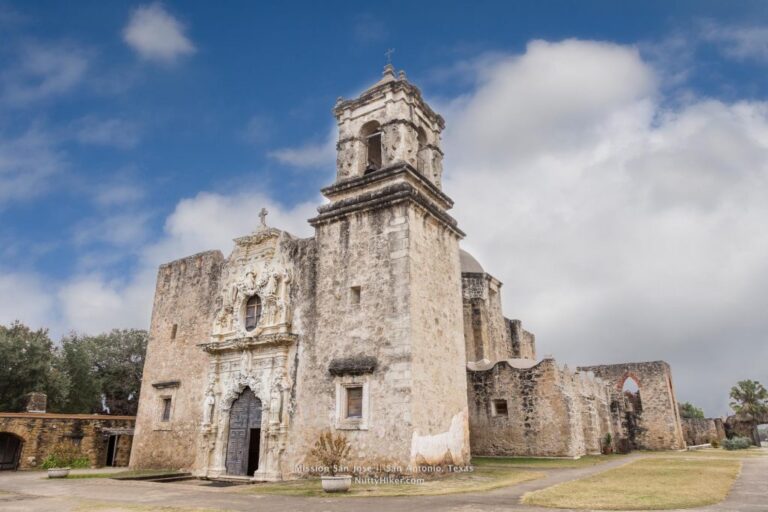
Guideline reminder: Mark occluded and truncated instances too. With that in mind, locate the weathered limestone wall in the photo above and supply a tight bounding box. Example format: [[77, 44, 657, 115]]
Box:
[[507, 319, 536, 360], [130, 250, 224, 470], [681, 417, 726, 446], [467, 359, 616, 457], [578, 361, 686, 450], [290, 207, 415, 470], [409, 207, 469, 465], [461, 273, 511, 364], [0, 413, 134, 469]]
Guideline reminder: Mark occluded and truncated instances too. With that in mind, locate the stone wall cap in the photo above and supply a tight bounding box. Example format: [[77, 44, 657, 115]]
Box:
[[328, 356, 378, 376], [152, 380, 181, 389], [0, 412, 135, 421]]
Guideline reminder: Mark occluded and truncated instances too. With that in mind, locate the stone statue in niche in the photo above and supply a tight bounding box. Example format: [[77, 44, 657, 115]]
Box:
[[202, 380, 216, 426], [269, 367, 289, 425]]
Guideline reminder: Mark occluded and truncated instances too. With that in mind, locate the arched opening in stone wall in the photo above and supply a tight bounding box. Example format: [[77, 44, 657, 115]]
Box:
[[225, 388, 262, 476], [416, 127, 427, 173], [0, 432, 23, 470], [621, 376, 643, 450], [361, 121, 382, 173]]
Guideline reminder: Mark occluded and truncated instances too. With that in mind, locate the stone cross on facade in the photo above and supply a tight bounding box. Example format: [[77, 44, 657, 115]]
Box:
[[259, 208, 268, 228], [385, 48, 395, 65]]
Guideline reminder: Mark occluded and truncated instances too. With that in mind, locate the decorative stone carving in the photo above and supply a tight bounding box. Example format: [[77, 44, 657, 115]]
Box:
[[202, 382, 216, 426]]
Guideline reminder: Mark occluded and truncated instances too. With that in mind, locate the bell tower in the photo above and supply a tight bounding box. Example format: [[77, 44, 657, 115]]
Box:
[[301, 65, 470, 469], [333, 64, 446, 187]]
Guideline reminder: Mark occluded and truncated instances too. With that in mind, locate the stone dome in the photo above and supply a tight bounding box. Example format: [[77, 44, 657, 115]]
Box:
[[460, 249, 484, 273]]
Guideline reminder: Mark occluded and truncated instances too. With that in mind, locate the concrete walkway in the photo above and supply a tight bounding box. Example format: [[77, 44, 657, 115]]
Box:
[[0, 453, 765, 512]]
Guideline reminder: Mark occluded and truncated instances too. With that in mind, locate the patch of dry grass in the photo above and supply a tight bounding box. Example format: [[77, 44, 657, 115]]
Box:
[[243, 465, 543, 497], [73, 502, 228, 512], [522, 457, 741, 510], [473, 454, 618, 469], [648, 447, 767, 459]]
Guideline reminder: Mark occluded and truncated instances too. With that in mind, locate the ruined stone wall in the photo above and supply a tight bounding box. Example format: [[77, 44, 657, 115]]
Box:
[[681, 417, 726, 446], [130, 250, 225, 470], [409, 207, 468, 465], [577, 361, 686, 450], [467, 359, 616, 457], [0, 413, 134, 469], [461, 273, 511, 364], [507, 319, 536, 360]]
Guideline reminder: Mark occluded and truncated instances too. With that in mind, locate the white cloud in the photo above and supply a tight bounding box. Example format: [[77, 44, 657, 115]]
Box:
[[0, 272, 56, 330], [268, 129, 336, 169], [1, 42, 89, 105], [54, 190, 317, 336], [74, 116, 141, 149], [73, 212, 151, 248], [58, 274, 151, 335], [0, 128, 65, 206], [123, 3, 195, 63], [702, 22, 768, 62], [444, 39, 768, 417]]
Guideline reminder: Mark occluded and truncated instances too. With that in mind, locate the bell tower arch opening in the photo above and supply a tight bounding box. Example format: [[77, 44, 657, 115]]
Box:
[[361, 120, 383, 173]]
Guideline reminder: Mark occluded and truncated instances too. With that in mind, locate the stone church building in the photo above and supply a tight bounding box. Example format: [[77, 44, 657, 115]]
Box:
[[130, 66, 685, 480]]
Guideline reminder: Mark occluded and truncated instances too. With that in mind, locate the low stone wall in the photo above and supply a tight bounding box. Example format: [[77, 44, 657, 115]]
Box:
[[0, 413, 134, 470], [681, 417, 726, 446]]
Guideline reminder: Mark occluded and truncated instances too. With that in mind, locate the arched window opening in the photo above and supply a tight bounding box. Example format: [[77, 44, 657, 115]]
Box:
[[245, 295, 262, 331], [361, 121, 382, 173], [416, 127, 427, 172]]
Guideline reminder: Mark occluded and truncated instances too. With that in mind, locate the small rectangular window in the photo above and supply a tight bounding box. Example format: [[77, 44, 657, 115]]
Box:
[[161, 397, 172, 422], [492, 399, 508, 417], [350, 286, 361, 306], [170, 324, 178, 340], [346, 386, 363, 419]]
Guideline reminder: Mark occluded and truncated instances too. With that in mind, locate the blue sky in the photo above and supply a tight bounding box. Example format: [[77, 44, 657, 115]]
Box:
[[2, 1, 768, 416]]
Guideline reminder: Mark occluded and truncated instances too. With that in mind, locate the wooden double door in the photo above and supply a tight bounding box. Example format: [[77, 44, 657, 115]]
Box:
[[225, 388, 262, 476]]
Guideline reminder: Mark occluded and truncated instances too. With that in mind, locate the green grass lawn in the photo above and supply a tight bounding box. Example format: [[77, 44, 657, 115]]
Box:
[[473, 454, 618, 469], [522, 457, 741, 510], [242, 464, 544, 497]]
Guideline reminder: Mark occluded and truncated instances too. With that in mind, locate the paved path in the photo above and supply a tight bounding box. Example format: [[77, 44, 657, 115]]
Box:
[[0, 453, 765, 512]]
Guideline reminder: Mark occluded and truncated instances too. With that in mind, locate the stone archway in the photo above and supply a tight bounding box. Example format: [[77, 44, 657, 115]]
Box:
[[225, 388, 263, 476], [0, 433, 23, 470]]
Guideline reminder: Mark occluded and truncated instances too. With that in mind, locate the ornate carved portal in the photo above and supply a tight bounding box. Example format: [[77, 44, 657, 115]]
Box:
[[198, 226, 295, 482], [225, 388, 262, 476]]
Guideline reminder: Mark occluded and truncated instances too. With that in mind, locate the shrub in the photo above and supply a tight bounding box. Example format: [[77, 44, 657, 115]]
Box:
[[722, 436, 751, 450], [710, 439, 720, 448], [310, 430, 351, 476], [41, 441, 89, 469]]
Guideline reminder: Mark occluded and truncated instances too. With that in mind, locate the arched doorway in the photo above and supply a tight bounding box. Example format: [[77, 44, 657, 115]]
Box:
[[622, 376, 643, 450], [225, 387, 262, 476], [0, 433, 23, 470]]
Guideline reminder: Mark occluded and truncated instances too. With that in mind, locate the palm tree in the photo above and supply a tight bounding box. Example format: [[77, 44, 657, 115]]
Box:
[[729, 380, 768, 446]]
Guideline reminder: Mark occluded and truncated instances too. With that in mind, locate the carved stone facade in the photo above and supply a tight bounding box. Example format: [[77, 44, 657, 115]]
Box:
[[130, 66, 688, 480]]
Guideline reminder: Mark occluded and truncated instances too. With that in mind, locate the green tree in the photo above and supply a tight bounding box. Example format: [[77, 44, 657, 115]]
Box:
[[0, 322, 69, 411], [87, 329, 148, 416], [730, 380, 768, 418], [679, 401, 705, 419], [58, 334, 102, 413]]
